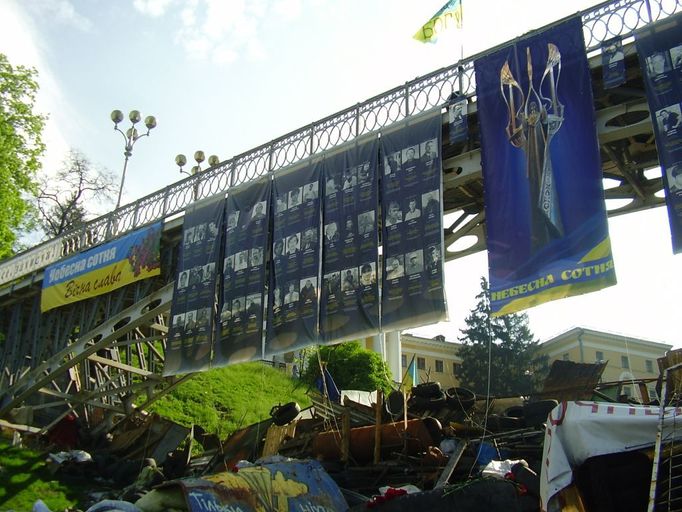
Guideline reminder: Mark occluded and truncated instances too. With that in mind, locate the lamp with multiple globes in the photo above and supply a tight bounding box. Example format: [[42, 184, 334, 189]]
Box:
[[110, 109, 157, 211], [175, 150, 220, 177], [175, 150, 220, 200]]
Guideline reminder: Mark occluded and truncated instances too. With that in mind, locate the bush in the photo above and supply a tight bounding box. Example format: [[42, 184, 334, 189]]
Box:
[[301, 341, 392, 395]]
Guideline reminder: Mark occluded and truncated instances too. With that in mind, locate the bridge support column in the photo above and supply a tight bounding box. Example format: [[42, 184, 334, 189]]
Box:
[[384, 331, 402, 384], [370, 334, 385, 355]]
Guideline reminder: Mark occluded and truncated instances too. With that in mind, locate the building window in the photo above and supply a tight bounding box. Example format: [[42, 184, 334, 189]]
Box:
[[401, 354, 407, 368], [596, 351, 604, 362], [646, 360, 654, 373], [562, 353, 569, 361], [621, 355, 629, 369], [622, 385, 631, 397], [452, 362, 459, 375], [417, 357, 426, 370], [435, 360, 444, 373]]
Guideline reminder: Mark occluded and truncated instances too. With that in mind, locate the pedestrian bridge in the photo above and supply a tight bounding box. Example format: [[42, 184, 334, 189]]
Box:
[[0, 0, 676, 432]]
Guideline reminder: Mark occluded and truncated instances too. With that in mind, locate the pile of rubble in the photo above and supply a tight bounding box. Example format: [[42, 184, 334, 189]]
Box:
[[2, 359, 673, 511]]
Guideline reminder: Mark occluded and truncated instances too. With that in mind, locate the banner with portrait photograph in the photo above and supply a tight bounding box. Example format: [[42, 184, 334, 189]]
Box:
[[214, 176, 271, 367], [475, 17, 616, 316], [266, 163, 322, 357], [601, 36, 626, 89], [380, 110, 447, 331], [635, 13, 682, 253], [165, 197, 225, 376], [320, 138, 380, 343], [448, 95, 469, 144]]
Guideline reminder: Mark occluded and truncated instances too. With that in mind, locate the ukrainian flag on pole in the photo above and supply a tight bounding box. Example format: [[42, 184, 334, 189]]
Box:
[[400, 357, 419, 392], [413, 0, 463, 44]]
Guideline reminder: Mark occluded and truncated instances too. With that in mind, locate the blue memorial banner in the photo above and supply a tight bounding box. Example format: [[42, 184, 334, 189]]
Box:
[[635, 13, 682, 253], [214, 176, 271, 367], [266, 163, 322, 357], [475, 16, 616, 316], [448, 96, 469, 144], [320, 139, 380, 343], [602, 37, 626, 89], [165, 196, 225, 376], [380, 110, 447, 331], [41, 222, 161, 312]]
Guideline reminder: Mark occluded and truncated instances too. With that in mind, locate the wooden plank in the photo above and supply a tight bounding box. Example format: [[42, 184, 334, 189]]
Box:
[[434, 441, 467, 489], [262, 422, 298, 457], [374, 389, 383, 464], [0, 418, 41, 434], [341, 407, 350, 463], [87, 354, 158, 378]]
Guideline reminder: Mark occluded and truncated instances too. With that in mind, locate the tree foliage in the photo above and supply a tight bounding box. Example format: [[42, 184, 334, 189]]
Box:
[[35, 149, 116, 238], [456, 277, 547, 396], [301, 341, 393, 394], [0, 53, 45, 258]]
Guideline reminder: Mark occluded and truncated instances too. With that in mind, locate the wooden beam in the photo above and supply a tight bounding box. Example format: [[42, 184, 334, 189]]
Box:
[[374, 389, 383, 464], [341, 401, 351, 463], [434, 441, 468, 488], [87, 354, 159, 378]]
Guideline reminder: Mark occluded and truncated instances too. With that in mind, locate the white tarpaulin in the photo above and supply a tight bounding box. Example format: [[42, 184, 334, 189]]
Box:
[[540, 400, 682, 510]]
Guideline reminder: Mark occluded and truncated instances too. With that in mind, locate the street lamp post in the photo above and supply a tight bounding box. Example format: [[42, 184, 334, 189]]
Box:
[[111, 109, 157, 211], [175, 151, 220, 200]]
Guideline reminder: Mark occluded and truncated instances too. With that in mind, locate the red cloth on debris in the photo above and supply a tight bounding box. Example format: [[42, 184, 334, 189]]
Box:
[[367, 488, 408, 508], [47, 413, 79, 449]]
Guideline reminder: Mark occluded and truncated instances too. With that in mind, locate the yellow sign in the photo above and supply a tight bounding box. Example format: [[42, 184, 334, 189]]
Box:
[[41, 223, 161, 312]]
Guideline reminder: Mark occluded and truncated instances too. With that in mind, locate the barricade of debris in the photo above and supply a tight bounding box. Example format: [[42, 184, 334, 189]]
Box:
[[4, 358, 680, 512]]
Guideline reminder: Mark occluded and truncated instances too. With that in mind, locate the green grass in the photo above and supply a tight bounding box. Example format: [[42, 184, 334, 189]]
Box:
[[149, 362, 311, 437], [0, 441, 90, 512]]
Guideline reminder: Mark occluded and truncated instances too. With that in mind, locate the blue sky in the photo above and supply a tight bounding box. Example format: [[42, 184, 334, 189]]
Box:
[[1, 0, 680, 347]]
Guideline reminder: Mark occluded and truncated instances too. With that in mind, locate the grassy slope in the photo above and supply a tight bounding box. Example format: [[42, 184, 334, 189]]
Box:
[[149, 362, 311, 437]]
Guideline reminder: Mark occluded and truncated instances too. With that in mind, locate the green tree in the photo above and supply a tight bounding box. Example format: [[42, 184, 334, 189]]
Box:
[[302, 341, 393, 395], [456, 277, 546, 396], [0, 53, 45, 258], [35, 149, 116, 238]]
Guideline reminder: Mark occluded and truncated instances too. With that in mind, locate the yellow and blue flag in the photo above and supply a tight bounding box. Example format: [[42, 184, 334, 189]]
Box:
[[414, 0, 463, 44], [400, 356, 418, 392]]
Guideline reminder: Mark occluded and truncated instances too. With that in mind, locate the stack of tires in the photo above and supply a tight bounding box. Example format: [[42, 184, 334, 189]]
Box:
[[409, 382, 447, 412], [487, 399, 559, 432], [384, 389, 406, 419], [444, 387, 476, 412]]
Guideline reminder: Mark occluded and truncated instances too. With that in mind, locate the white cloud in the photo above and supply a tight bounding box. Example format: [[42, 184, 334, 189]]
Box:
[[244, 38, 266, 62], [135, 0, 312, 64], [28, 0, 93, 31], [273, 0, 302, 21], [133, 0, 175, 17], [180, 2, 197, 26], [212, 43, 238, 64]]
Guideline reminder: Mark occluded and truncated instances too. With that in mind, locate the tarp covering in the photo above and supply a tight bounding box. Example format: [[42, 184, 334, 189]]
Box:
[[153, 459, 348, 512], [541, 401, 681, 509]]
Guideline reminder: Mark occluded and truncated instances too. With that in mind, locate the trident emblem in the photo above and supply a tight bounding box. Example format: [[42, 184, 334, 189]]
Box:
[[500, 44, 565, 251]]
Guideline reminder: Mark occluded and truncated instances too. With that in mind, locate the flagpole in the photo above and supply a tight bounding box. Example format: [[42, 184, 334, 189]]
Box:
[[459, 1, 464, 62]]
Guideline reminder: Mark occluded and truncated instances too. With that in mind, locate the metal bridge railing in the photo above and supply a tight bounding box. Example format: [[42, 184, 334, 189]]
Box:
[[0, 0, 678, 288]]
